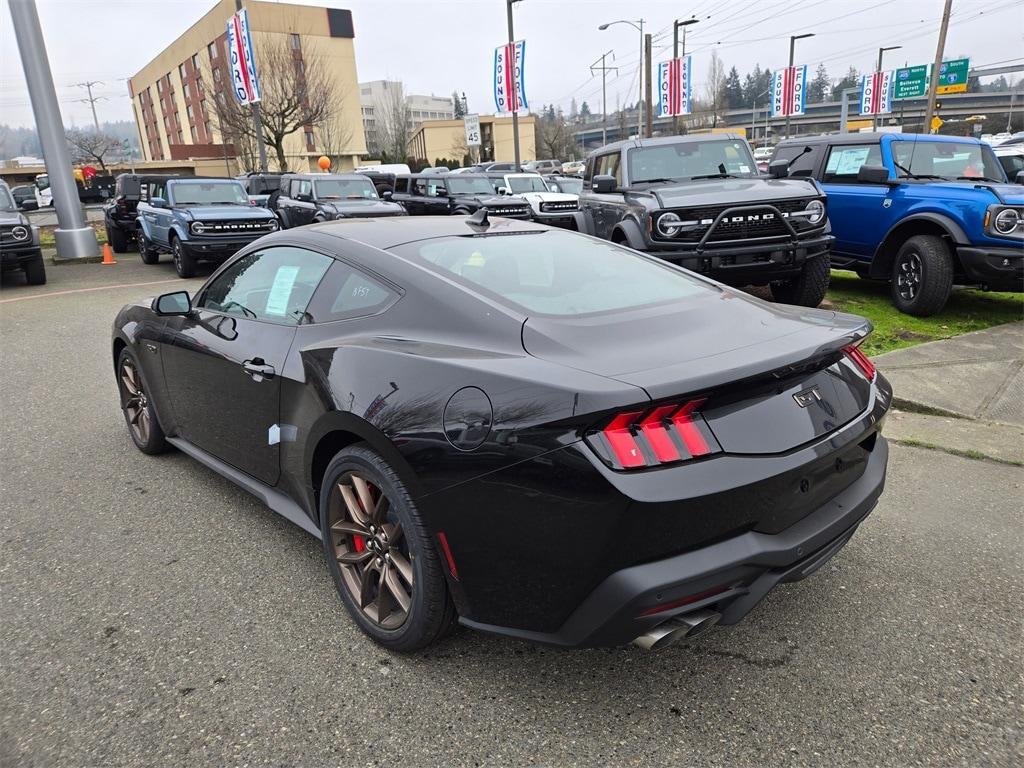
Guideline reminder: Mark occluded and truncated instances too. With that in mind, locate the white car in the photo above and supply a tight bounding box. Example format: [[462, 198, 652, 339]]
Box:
[[994, 145, 1024, 183], [497, 173, 578, 229]]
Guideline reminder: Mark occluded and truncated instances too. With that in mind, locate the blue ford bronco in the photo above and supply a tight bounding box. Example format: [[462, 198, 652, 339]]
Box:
[[772, 133, 1023, 316], [136, 177, 278, 278]]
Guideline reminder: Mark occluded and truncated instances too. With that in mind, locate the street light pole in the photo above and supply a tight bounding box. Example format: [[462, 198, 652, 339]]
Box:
[[752, 88, 769, 145], [506, 0, 522, 168], [672, 18, 699, 135], [644, 33, 653, 138], [923, 0, 953, 134], [234, 0, 267, 172], [873, 45, 902, 129], [598, 19, 644, 137], [783, 33, 814, 140]]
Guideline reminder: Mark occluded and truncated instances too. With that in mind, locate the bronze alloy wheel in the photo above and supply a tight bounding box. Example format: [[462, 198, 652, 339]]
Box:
[[328, 472, 414, 630], [119, 356, 152, 444]]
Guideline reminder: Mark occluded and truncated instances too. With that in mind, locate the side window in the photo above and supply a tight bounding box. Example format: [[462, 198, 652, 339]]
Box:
[[150, 182, 165, 201], [199, 246, 332, 325], [305, 260, 400, 323], [289, 179, 302, 198], [595, 153, 622, 185], [823, 144, 883, 184], [775, 145, 822, 177], [413, 178, 428, 196], [299, 180, 313, 198]]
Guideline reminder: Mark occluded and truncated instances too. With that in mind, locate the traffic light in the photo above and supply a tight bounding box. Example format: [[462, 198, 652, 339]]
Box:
[[934, 100, 943, 110]]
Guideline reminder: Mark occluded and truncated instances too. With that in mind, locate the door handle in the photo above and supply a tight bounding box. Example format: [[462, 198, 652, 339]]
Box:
[[242, 358, 275, 381]]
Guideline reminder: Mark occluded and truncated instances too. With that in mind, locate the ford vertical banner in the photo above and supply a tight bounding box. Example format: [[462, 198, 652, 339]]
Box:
[[770, 65, 807, 117], [657, 56, 692, 117], [493, 40, 528, 115], [859, 70, 894, 115], [227, 8, 262, 105]]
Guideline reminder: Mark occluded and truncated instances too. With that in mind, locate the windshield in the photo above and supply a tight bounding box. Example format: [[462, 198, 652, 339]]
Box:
[[891, 140, 1006, 181], [395, 229, 709, 316], [35, 175, 50, 191], [506, 175, 548, 193], [549, 177, 583, 194], [628, 140, 757, 183], [170, 182, 249, 206], [0, 187, 15, 211], [447, 177, 496, 195], [315, 178, 379, 200]]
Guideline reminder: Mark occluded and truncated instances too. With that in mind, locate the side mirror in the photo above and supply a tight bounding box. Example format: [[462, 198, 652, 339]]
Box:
[[497, 186, 508, 195], [592, 174, 617, 193], [857, 165, 892, 184], [382, 190, 393, 200], [150, 197, 168, 209], [153, 291, 191, 315], [21, 200, 38, 211], [767, 159, 789, 178]]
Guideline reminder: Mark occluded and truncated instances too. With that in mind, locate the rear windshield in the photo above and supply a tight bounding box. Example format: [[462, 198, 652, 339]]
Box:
[[393, 229, 710, 316], [170, 182, 248, 206]]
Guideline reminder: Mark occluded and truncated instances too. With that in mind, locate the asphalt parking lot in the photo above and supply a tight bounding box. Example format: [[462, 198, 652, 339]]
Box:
[[1, 259, 1022, 767]]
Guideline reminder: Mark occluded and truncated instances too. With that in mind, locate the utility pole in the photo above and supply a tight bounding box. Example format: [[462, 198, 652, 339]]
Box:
[[506, 0, 522, 168], [8, 0, 97, 260], [872, 46, 901, 129], [235, 0, 267, 171], [75, 80, 105, 131], [644, 34, 653, 137], [590, 51, 617, 146], [672, 18, 699, 135], [923, 0, 953, 134], [783, 33, 814, 139]]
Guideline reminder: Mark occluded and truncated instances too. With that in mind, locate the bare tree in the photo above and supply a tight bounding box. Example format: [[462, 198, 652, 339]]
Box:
[[315, 99, 354, 172], [534, 106, 574, 159], [704, 50, 727, 128], [65, 128, 121, 171], [208, 36, 343, 171], [375, 81, 410, 162]]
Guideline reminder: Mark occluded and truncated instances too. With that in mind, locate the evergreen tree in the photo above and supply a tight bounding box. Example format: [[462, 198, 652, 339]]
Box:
[[579, 101, 592, 121], [452, 90, 466, 118], [723, 66, 744, 109], [833, 66, 861, 97], [569, 97, 579, 122], [807, 63, 831, 103]]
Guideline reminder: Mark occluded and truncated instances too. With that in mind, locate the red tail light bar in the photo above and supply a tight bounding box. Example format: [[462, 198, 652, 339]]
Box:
[[589, 398, 721, 470], [843, 344, 876, 381]]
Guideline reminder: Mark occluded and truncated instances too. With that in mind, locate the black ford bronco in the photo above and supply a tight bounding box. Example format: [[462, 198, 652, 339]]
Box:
[[389, 174, 530, 219], [103, 174, 177, 253], [578, 134, 835, 306], [271, 173, 405, 228], [0, 180, 45, 285]]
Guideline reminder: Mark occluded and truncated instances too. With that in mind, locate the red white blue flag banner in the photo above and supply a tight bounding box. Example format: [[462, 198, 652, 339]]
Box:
[[859, 70, 894, 115], [657, 56, 692, 117], [770, 65, 807, 117], [227, 8, 262, 105], [493, 40, 528, 114]]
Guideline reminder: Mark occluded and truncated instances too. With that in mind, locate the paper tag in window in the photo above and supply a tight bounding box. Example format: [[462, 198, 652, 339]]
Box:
[[265, 265, 300, 316]]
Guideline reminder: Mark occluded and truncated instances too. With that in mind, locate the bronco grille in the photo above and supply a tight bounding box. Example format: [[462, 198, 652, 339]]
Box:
[[193, 219, 277, 235], [485, 204, 530, 218], [657, 199, 816, 243], [540, 201, 578, 213]]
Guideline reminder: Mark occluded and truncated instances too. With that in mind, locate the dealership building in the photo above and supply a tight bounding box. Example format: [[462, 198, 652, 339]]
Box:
[[408, 115, 536, 165], [128, 0, 367, 172]]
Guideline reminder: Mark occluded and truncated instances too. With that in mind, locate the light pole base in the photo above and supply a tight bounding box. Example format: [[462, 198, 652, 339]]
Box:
[[53, 227, 100, 261]]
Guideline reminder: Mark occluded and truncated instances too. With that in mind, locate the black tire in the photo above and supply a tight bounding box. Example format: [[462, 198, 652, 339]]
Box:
[[116, 347, 168, 455], [171, 236, 196, 279], [137, 230, 159, 265], [23, 255, 46, 285], [889, 234, 953, 317], [770, 252, 831, 307], [106, 224, 129, 253], [450, 208, 470, 216], [320, 445, 456, 652]]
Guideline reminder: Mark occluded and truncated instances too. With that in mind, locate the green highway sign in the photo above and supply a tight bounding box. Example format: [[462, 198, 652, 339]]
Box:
[[893, 65, 928, 100], [936, 58, 969, 94]]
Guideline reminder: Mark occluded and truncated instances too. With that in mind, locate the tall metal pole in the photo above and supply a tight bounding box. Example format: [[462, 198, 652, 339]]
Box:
[[75, 81, 104, 131], [644, 34, 653, 138], [784, 37, 796, 140], [923, 0, 953, 134], [506, 0, 521, 168], [636, 20, 644, 137], [235, 0, 267, 171], [873, 46, 901, 130], [590, 52, 617, 146], [672, 25, 680, 135], [9, 0, 97, 260]]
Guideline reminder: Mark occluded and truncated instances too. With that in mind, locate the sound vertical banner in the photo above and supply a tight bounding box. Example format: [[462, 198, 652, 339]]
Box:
[[770, 65, 807, 117], [493, 40, 528, 114], [657, 56, 692, 117]]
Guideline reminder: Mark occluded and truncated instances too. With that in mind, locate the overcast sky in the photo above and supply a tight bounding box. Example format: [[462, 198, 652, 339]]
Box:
[[1, 0, 1021, 130]]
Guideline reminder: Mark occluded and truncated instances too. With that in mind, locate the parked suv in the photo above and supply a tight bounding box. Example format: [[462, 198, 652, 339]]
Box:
[[103, 174, 177, 253], [0, 181, 45, 285], [136, 177, 278, 278], [773, 133, 1023, 315], [486, 172, 579, 229], [271, 173, 405, 228], [579, 135, 834, 307], [390, 174, 530, 219], [523, 159, 562, 173], [236, 172, 282, 207]]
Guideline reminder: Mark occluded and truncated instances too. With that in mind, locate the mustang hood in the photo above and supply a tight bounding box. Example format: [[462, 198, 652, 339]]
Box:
[[643, 177, 820, 209]]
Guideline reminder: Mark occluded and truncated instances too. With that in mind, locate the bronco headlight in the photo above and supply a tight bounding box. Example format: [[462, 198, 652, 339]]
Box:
[[190, 221, 206, 235], [655, 212, 682, 238], [11, 225, 29, 241], [991, 207, 1021, 237], [804, 199, 825, 225], [265, 217, 279, 229]]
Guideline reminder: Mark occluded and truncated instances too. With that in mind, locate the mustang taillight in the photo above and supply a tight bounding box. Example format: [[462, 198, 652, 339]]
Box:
[[590, 399, 721, 470], [843, 344, 876, 381]]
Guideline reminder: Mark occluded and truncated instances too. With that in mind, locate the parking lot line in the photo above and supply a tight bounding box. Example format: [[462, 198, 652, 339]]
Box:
[[0, 278, 182, 304]]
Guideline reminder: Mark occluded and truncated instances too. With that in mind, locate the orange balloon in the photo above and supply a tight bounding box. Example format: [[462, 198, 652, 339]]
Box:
[[317, 155, 331, 170]]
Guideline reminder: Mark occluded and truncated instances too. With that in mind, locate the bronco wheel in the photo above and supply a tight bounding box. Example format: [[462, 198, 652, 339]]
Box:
[[137, 230, 159, 265], [117, 348, 167, 454], [171, 237, 196, 278], [769, 252, 830, 307], [321, 445, 455, 651], [106, 224, 129, 253], [890, 234, 953, 316]]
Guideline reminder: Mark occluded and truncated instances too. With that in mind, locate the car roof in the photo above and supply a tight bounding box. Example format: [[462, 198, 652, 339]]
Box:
[[776, 132, 987, 147], [169, 177, 244, 184], [591, 133, 744, 156], [282, 173, 369, 180]]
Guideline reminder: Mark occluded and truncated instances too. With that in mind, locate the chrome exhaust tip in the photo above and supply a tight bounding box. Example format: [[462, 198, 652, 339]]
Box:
[[632, 610, 722, 651]]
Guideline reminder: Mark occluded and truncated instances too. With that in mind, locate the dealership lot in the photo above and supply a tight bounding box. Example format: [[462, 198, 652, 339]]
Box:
[[1, 263, 1021, 767]]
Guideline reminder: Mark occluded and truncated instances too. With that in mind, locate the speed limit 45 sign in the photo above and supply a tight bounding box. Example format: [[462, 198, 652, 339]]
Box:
[[464, 114, 481, 147]]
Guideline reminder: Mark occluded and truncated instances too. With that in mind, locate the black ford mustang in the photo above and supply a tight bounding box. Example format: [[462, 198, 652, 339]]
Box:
[[112, 214, 892, 652]]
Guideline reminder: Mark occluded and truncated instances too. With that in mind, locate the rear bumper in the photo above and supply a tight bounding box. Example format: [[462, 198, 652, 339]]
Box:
[[956, 245, 1024, 292], [461, 436, 887, 647], [648, 233, 834, 285]]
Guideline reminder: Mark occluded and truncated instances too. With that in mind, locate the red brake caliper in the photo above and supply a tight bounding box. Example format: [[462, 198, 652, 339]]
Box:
[[352, 535, 366, 552]]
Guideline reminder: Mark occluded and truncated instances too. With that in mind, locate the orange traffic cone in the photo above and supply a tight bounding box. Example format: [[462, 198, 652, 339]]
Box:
[[101, 243, 116, 265]]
